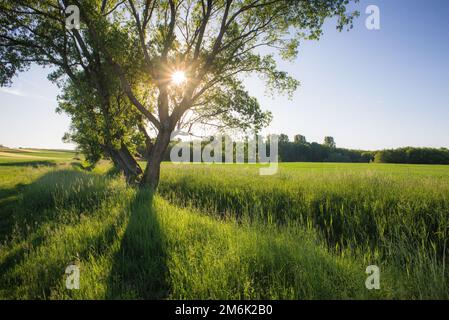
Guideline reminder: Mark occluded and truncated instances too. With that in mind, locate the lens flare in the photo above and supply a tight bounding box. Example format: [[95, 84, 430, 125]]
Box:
[[171, 70, 186, 85]]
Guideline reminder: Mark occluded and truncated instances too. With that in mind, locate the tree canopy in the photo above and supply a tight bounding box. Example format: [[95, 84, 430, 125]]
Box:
[[0, 0, 359, 189]]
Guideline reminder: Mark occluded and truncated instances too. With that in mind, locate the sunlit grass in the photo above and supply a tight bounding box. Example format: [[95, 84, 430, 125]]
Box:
[[0, 166, 370, 299], [0, 156, 448, 299]]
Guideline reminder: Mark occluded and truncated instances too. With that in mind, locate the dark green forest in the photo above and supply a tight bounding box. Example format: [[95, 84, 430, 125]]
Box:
[[144, 134, 449, 165], [277, 136, 449, 164]]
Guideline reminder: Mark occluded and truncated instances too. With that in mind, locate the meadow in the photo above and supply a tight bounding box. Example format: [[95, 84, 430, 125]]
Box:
[[0, 149, 448, 299]]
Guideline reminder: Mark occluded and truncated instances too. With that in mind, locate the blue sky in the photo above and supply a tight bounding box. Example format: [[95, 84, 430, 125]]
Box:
[[1, 0, 448, 150]]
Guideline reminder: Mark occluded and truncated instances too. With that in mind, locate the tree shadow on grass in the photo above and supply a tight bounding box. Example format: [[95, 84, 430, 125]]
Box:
[[0, 168, 169, 299], [0, 178, 55, 290], [0, 169, 141, 298], [107, 189, 169, 299], [0, 212, 131, 299], [0, 171, 81, 241], [0, 184, 27, 242], [0, 160, 56, 167], [0, 232, 46, 279], [0, 170, 112, 273]]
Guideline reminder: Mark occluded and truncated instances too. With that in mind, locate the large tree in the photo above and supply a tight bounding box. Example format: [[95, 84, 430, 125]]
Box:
[[0, 0, 358, 190], [323, 136, 336, 148]]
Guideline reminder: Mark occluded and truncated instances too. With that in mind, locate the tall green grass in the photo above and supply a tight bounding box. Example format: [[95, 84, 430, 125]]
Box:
[[0, 166, 370, 299], [1, 162, 448, 299], [159, 163, 449, 298]]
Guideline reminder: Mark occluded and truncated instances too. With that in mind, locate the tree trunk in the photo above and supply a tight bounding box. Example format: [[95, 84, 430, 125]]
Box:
[[118, 143, 143, 177], [140, 128, 171, 191], [106, 144, 142, 183]]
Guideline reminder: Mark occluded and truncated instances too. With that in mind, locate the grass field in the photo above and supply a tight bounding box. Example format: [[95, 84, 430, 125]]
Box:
[[0, 149, 448, 299]]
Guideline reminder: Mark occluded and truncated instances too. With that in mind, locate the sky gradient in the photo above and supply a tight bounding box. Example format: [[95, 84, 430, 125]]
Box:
[[1, 0, 448, 151]]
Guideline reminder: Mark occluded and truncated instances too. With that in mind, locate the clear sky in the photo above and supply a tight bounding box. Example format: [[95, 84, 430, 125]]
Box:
[[1, 0, 448, 150]]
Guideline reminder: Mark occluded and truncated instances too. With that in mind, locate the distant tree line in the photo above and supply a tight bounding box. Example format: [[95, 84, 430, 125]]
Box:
[[276, 134, 374, 163], [277, 135, 449, 164], [373, 147, 449, 165], [135, 134, 449, 165], [135, 134, 374, 163]]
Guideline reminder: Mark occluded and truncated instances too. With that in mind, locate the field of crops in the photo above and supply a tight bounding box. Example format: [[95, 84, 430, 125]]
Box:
[[0, 149, 448, 299]]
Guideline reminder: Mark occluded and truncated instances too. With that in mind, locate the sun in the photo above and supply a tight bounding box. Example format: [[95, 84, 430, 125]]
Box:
[[171, 70, 187, 85]]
